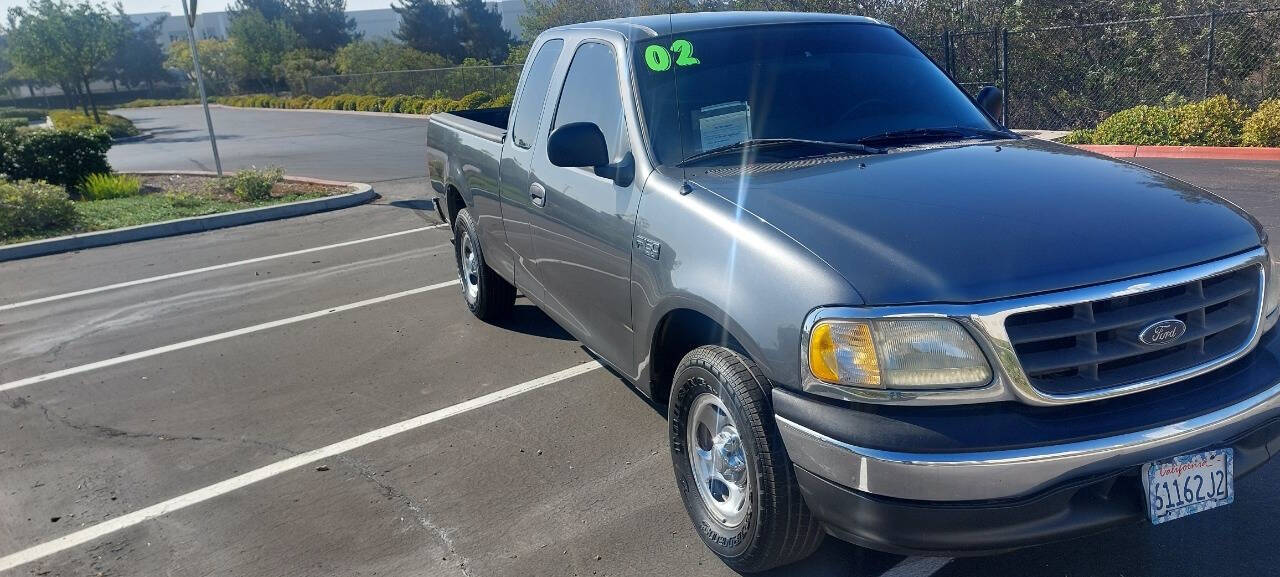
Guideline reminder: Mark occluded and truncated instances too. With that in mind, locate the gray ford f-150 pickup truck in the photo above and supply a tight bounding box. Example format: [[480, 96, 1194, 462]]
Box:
[[427, 11, 1280, 572]]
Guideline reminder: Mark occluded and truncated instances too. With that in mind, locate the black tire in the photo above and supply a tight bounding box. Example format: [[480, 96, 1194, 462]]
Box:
[[452, 207, 515, 320], [669, 345, 824, 573]]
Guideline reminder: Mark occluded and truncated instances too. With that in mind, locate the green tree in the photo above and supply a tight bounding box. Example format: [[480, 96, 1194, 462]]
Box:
[[393, 0, 459, 60], [230, 0, 290, 23], [286, 0, 359, 52], [453, 0, 513, 62], [276, 48, 334, 93], [167, 38, 238, 95], [228, 8, 300, 92], [519, 0, 689, 40], [111, 7, 167, 93], [334, 39, 448, 74], [6, 0, 119, 121]]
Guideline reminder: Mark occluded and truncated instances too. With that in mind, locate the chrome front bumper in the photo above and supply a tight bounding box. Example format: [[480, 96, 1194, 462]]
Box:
[[777, 379, 1280, 502]]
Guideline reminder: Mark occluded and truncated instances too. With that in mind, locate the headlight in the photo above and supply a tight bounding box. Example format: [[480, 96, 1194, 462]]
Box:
[[1263, 257, 1280, 334], [806, 318, 992, 391]]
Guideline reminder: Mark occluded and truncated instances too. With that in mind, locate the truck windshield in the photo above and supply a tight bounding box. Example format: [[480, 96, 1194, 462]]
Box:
[[632, 22, 1004, 167]]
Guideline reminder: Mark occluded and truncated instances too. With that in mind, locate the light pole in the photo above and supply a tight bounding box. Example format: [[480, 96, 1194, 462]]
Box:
[[181, 0, 223, 176]]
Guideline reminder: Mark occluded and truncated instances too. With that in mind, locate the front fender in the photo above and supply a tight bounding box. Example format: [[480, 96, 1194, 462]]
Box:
[[631, 173, 863, 394]]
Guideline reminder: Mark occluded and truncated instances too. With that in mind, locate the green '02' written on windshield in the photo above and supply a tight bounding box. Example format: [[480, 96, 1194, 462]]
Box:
[[645, 40, 700, 72]]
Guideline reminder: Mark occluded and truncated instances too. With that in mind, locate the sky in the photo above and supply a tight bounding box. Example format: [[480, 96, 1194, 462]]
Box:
[[1, 0, 396, 17]]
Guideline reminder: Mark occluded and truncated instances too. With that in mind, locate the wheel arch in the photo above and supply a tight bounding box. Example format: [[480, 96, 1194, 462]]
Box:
[[647, 301, 771, 406]]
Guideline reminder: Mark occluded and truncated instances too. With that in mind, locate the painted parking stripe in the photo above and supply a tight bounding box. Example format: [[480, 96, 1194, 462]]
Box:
[[880, 557, 953, 577], [0, 224, 449, 313], [0, 279, 460, 393], [0, 360, 603, 572]]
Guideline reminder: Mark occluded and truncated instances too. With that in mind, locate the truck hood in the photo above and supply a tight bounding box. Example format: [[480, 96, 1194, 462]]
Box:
[[687, 139, 1264, 305]]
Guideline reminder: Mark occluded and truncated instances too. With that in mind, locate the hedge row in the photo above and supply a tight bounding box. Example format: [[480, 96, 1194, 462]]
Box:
[[1062, 96, 1280, 147], [0, 108, 47, 121], [49, 110, 140, 139], [0, 125, 113, 191], [123, 91, 515, 115], [0, 180, 75, 240]]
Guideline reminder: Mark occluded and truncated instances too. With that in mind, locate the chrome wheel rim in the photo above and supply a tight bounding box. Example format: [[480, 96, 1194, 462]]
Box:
[[459, 229, 480, 304], [687, 392, 750, 528]]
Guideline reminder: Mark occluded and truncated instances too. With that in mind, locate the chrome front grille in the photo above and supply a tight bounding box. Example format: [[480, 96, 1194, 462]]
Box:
[[1005, 265, 1262, 396]]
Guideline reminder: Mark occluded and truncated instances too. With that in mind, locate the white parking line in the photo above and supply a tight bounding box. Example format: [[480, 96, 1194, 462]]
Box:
[[0, 279, 460, 393], [881, 556, 953, 577], [0, 224, 449, 313], [0, 360, 603, 572]]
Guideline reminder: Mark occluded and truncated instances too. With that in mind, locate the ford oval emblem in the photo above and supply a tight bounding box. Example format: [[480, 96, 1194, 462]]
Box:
[[1138, 319, 1187, 346]]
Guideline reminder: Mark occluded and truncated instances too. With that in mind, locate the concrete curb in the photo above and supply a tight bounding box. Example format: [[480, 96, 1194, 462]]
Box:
[[0, 173, 374, 263], [1072, 144, 1280, 161]]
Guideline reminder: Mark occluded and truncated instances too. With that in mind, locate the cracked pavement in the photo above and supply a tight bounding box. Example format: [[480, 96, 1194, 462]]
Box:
[[2, 108, 1279, 577]]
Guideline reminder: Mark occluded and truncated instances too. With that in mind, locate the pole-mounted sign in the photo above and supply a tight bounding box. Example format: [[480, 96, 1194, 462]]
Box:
[[181, 0, 223, 176]]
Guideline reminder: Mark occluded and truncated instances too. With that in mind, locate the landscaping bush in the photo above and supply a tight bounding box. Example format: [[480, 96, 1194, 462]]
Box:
[[0, 108, 47, 121], [123, 91, 516, 116], [1173, 95, 1249, 147], [457, 91, 492, 110], [120, 98, 200, 108], [486, 93, 514, 108], [0, 128, 113, 191], [0, 118, 26, 136], [1059, 128, 1094, 144], [80, 173, 142, 200], [49, 110, 140, 139], [0, 180, 75, 240], [226, 166, 283, 201], [1243, 99, 1280, 148], [1092, 105, 1178, 145]]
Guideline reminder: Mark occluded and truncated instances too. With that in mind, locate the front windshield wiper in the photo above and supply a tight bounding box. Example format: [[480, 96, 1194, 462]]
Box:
[[855, 126, 1014, 147], [676, 138, 884, 167]]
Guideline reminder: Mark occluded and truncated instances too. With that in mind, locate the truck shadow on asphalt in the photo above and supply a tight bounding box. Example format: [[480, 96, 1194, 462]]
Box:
[[491, 302, 575, 341]]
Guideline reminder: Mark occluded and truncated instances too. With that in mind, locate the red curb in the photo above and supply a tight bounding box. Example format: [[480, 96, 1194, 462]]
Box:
[[1074, 144, 1280, 161]]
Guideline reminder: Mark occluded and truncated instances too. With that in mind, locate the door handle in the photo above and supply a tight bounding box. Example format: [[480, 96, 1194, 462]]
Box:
[[529, 183, 546, 208]]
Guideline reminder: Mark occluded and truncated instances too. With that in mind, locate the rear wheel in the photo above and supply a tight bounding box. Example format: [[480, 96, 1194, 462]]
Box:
[[669, 345, 824, 573], [452, 207, 515, 320]]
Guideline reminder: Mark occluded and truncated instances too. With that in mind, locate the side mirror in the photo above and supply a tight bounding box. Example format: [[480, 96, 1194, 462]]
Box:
[[976, 86, 1004, 122], [548, 122, 609, 168]]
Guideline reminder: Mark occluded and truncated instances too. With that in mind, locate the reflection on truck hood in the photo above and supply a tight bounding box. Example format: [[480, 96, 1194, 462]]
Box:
[[688, 139, 1264, 305]]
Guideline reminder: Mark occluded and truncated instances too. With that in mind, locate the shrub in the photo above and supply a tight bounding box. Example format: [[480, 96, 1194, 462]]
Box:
[[457, 90, 491, 110], [1059, 128, 1094, 144], [120, 98, 199, 108], [0, 128, 112, 191], [0, 108, 47, 121], [1092, 105, 1178, 145], [0, 118, 26, 136], [1173, 95, 1249, 147], [0, 180, 75, 239], [226, 166, 283, 201], [486, 93, 514, 108], [49, 110, 140, 139], [80, 173, 142, 201], [1242, 99, 1280, 147]]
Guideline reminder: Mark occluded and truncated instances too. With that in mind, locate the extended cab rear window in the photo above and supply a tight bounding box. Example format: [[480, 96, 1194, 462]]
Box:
[[510, 39, 564, 149]]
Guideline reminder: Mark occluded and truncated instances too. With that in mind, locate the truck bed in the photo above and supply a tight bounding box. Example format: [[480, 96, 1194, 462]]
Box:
[[431, 107, 510, 143]]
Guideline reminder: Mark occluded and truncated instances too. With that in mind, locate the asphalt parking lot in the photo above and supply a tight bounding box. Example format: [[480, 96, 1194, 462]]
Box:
[[3, 106, 1280, 576]]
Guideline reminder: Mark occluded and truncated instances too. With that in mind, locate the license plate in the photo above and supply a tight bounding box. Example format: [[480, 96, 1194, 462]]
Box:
[[1142, 448, 1234, 525]]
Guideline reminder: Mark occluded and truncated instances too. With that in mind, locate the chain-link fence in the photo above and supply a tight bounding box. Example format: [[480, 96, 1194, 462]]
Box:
[[302, 64, 521, 100], [927, 8, 1280, 130], [298, 9, 1279, 129]]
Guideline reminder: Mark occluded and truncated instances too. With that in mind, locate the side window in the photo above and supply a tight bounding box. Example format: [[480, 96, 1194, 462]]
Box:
[[510, 39, 564, 149], [552, 42, 628, 162]]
